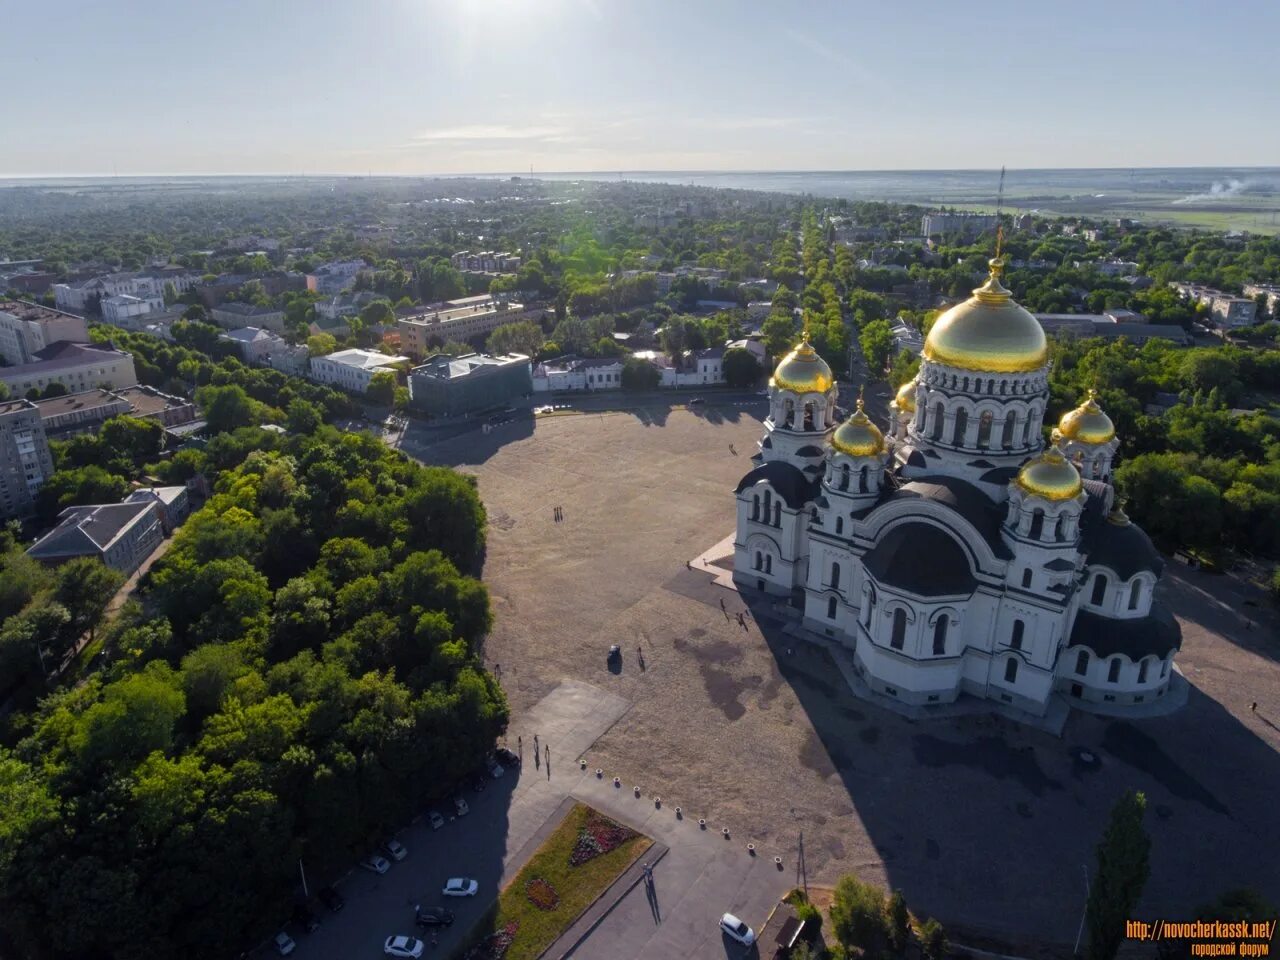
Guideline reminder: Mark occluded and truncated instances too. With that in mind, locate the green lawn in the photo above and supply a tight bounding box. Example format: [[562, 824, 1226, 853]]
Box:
[[454, 803, 652, 960]]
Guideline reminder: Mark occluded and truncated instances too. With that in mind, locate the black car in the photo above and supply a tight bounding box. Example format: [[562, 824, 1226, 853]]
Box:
[[318, 887, 344, 913], [494, 747, 519, 767], [292, 904, 320, 933], [416, 907, 455, 928]]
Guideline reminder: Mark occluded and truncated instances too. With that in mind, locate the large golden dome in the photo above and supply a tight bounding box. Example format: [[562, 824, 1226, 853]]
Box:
[[892, 379, 917, 413], [1016, 445, 1082, 501], [831, 396, 885, 457], [1058, 389, 1115, 444], [923, 258, 1048, 373], [770, 332, 834, 394]]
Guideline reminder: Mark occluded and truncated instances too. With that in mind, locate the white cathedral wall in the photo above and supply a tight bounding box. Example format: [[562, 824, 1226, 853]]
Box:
[[1055, 646, 1175, 707]]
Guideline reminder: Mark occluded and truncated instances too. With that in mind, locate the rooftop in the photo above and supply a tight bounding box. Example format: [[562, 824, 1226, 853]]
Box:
[[0, 398, 37, 416], [213, 302, 282, 316], [114, 385, 191, 418], [412, 352, 529, 381], [3, 341, 132, 376], [320, 349, 408, 371], [220, 326, 280, 344], [28, 501, 155, 560], [0, 299, 80, 324], [399, 299, 522, 326], [32, 389, 126, 418]]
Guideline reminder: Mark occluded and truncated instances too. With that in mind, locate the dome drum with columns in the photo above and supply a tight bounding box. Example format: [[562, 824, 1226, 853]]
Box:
[[733, 258, 1181, 725]]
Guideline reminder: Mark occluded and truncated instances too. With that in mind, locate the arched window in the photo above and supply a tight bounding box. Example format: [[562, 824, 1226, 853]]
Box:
[[783, 399, 795, 428], [810, 507, 818, 523], [827, 596, 838, 619], [763, 489, 772, 519], [890, 608, 907, 649], [840, 463, 850, 491], [1054, 515, 1066, 542], [932, 615, 948, 655], [952, 407, 968, 446], [803, 403, 815, 431], [1001, 413, 1016, 450], [1004, 657, 1018, 683], [754, 551, 762, 571], [931, 402, 945, 440], [1000, 380, 1008, 396], [978, 411, 993, 448], [1107, 658, 1121, 683], [1010, 619, 1025, 650], [830, 562, 841, 588], [1021, 568, 1033, 588], [773, 501, 781, 527], [835, 516, 844, 535], [1029, 509, 1045, 540], [764, 554, 773, 574], [1128, 580, 1142, 611], [858, 465, 868, 493], [863, 589, 875, 626], [1091, 573, 1107, 606], [1138, 659, 1149, 683], [752, 495, 760, 521], [1075, 650, 1089, 675]]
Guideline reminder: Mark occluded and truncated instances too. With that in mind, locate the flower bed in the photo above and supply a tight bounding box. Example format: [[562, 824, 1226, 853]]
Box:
[[525, 877, 560, 911], [568, 812, 639, 867], [464, 920, 518, 960]]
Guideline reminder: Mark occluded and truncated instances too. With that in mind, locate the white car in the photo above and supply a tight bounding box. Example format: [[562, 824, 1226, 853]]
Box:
[[720, 913, 756, 946], [274, 931, 297, 956], [442, 877, 479, 897], [488, 760, 504, 779], [384, 935, 424, 958], [382, 839, 408, 861], [428, 811, 445, 830], [360, 855, 391, 874]]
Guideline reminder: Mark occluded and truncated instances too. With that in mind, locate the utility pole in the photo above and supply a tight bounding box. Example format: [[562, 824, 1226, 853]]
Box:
[[298, 858, 310, 899], [796, 831, 808, 900], [1073, 863, 1090, 956]]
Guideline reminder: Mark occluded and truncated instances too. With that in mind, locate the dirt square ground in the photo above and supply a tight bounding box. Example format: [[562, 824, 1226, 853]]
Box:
[[411, 402, 1280, 948]]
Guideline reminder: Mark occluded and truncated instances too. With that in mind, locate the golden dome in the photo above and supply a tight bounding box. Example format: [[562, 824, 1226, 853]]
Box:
[[1016, 445, 1083, 501], [922, 258, 1048, 373], [892, 379, 917, 413], [1058, 389, 1115, 444], [770, 332, 834, 394], [831, 395, 885, 458]]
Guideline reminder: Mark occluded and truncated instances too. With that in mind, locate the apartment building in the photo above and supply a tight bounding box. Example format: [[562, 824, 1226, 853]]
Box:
[[0, 398, 55, 519], [396, 300, 540, 358], [0, 300, 90, 364]]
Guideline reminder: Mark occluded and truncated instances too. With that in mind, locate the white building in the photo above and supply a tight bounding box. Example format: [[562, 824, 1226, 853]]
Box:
[[309, 349, 407, 394], [0, 398, 55, 519], [306, 260, 366, 296], [0, 341, 138, 396], [210, 302, 287, 334], [53, 269, 198, 312], [0, 300, 90, 364], [531, 356, 624, 392], [734, 258, 1180, 725], [101, 294, 164, 325], [1242, 282, 1280, 315], [921, 213, 998, 240]]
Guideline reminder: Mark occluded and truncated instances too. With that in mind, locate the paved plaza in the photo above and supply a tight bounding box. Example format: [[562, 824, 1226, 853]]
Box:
[[411, 400, 1280, 950]]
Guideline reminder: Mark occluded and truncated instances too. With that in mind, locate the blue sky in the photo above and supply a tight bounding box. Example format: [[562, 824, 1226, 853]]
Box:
[[4, 0, 1278, 176]]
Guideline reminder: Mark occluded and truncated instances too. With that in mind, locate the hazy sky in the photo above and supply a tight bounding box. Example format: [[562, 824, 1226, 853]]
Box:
[[5, 0, 1279, 176]]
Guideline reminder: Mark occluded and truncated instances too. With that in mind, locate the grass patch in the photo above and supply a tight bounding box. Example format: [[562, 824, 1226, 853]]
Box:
[[454, 803, 651, 960]]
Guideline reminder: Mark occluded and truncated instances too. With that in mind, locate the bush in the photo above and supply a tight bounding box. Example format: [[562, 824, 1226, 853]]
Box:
[[886, 890, 909, 955], [830, 874, 888, 957], [920, 918, 947, 960]]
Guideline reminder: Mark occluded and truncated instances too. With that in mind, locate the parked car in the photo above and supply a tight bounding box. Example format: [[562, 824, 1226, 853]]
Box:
[[442, 877, 479, 897], [688, 397, 705, 405], [415, 907, 455, 928], [318, 887, 344, 913], [719, 913, 756, 946], [292, 904, 320, 933], [274, 931, 297, 956], [427, 810, 445, 830], [382, 839, 408, 862], [360, 854, 392, 874], [494, 747, 519, 767], [453, 796, 469, 816], [487, 758, 505, 779], [384, 935, 424, 958]]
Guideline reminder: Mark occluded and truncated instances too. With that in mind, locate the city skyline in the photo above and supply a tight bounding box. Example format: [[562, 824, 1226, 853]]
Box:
[[4, 0, 1279, 177]]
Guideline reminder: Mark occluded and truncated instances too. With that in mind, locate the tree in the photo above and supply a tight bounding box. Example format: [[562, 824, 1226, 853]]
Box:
[[886, 889, 909, 955], [100, 415, 164, 467], [359, 299, 395, 330], [487, 320, 544, 358], [621, 356, 660, 391], [196, 384, 259, 433], [860, 319, 895, 377], [307, 333, 338, 357], [1086, 791, 1151, 960], [762, 311, 799, 362], [53, 557, 125, 646], [38, 466, 130, 521], [722, 347, 761, 388], [285, 398, 323, 435], [830, 874, 888, 957], [919, 918, 947, 960], [366, 370, 397, 406]]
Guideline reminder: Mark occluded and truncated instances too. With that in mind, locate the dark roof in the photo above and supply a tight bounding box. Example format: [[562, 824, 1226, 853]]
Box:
[[864, 522, 977, 596], [11, 341, 132, 376], [796, 444, 824, 457], [27, 502, 154, 561], [1069, 604, 1181, 660], [735, 460, 816, 509], [979, 466, 1020, 485], [1079, 490, 1163, 579], [890, 474, 1013, 560]]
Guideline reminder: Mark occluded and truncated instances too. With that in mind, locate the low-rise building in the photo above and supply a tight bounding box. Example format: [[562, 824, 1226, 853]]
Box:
[[114, 384, 198, 428], [33, 389, 132, 437], [890, 317, 925, 356], [1035, 314, 1192, 345], [210, 302, 287, 334], [532, 356, 625, 392], [314, 290, 384, 323], [101, 294, 164, 325], [0, 300, 90, 364], [1243, 282, 1280, 315], [408, 352, 532, 417], [124, 485, 191, 534], [53, 269, 199, 312], [309, 349, 407, 393], [0, 341, 137, 396], [397, 300, 541, 358], [0, 398, 55, 520], [27, 498, 165, 574], [306, 259, 366, 295], [921, 212, 998, 240], [1169, 282, 1258, 330], [219, 326, 310, 375]]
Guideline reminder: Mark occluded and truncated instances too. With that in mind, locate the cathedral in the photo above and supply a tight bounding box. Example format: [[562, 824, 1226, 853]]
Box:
[[733, 256, 1181, 720]]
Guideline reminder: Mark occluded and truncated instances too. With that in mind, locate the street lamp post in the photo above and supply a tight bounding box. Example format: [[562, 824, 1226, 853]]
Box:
[[1073, 863, 1090, 956]]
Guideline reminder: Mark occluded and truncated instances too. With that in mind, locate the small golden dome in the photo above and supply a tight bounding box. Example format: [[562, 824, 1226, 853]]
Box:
[[1058, 389, 1115, 444], [1016, 445, 1083, 501], [892, 379, 917, 413], [770, 332, 834, 395], [831, 395, 885, 458], [922, 258, 1048, 374]]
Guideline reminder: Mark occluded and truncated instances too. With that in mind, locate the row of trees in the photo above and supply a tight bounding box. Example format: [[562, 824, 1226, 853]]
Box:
[[0, 428, 505, 960]]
